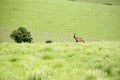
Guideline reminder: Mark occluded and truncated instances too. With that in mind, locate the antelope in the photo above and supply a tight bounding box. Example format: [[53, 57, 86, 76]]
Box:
[[73, 33, 85, 43]]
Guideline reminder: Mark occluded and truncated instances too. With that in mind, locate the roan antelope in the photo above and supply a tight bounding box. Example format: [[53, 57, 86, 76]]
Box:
[[73, 33, 85, 43]]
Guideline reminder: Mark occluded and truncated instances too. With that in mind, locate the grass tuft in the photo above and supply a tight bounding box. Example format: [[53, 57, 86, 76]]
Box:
[[9, 57, 19, 62]]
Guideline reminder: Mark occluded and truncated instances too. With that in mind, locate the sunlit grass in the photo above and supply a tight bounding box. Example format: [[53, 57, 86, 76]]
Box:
[[0, 42, 120, 80]]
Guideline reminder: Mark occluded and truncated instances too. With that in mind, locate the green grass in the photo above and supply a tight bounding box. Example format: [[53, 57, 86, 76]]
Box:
[[0, 1, 120, 80], [0, 0, 120, 43], [73, 0, 120, 5], [0, 42, 120, 80]]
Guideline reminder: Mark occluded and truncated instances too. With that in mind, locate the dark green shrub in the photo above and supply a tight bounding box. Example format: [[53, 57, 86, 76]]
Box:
[[10, 27, 33, 43], [102, 3, 112, 6], [45, 40, 53, 43]]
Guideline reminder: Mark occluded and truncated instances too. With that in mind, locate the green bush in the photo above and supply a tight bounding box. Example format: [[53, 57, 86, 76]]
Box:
[[10, 27, 33, 43], [45, 40, 53, 43]]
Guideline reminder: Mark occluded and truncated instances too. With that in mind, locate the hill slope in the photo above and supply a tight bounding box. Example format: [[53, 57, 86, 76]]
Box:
[[0, 0, 120, 42], [74, 0, 120, 5]]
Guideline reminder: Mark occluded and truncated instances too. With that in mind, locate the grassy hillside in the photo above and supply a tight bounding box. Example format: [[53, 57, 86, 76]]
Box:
[[0, 42, 120, 80], [74, 0, 120, 5], [0, 0, 120, 43]]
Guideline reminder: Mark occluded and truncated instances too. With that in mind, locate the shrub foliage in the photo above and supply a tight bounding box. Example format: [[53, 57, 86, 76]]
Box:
[[10, 27, 33, 43], [45, 40, 53, 43]]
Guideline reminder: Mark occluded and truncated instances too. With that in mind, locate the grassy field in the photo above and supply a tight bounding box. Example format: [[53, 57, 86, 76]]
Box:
[[0, 0, 120, 80], [0, 42, 120, 80], [0, 0, 120, 42], [74, 0, 120, 5]]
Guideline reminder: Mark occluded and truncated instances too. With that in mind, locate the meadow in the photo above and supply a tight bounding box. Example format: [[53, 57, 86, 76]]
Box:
[[0, 42, 120, 80], [0, 0, 120, 80], [73, 0, 120, 5], [0, 0, 120, 42]]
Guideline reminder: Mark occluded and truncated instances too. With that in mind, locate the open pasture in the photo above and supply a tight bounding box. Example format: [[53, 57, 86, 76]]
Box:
[[72, 0, 120, 5], [0, 0, 120, 42]]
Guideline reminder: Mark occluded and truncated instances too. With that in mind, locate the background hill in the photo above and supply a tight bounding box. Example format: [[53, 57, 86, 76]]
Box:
[[74, 0, 120, 5], [0, 0, 120, 43]]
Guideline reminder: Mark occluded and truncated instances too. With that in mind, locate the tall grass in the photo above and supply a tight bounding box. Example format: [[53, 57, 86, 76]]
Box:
[[0, 42, 120, 80]]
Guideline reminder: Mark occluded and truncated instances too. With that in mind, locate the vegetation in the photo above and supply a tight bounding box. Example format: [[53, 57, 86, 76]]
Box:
[[0, 0, 120, 42], [72, 0, 120, 5], [0, 0, 120, 80], [45, 40, 53, 43], [10, 27, 33, 43], [0, 42, 120, 80]]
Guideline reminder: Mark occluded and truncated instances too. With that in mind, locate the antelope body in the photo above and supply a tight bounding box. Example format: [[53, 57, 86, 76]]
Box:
[[73, 34, 85, 43]]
